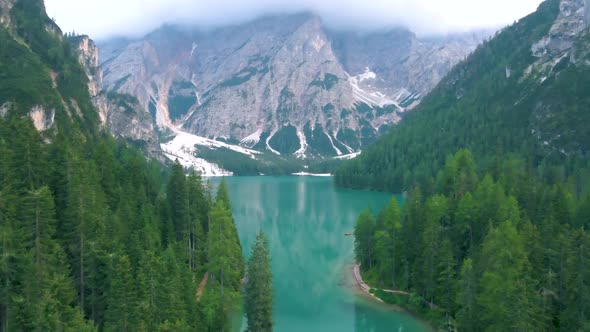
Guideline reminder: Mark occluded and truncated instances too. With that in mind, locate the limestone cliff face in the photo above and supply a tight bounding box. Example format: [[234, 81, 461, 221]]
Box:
[[71, 35, 161, 156], [181, 15, 362, 154], [99, 13, 484, 157], [532, 0, 589, 60], [75, 36, 102, 97]]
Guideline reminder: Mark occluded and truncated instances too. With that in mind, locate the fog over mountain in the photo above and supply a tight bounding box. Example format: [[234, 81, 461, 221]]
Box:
[[45, 0, 543, 39]]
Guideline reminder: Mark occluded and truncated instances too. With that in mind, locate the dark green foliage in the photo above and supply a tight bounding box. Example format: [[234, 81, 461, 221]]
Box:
[[303, 123, 337, 157], [245, 230, 273, 332], [148, 100, 158, 119], [0, 29, 56, 113], [268, 125, 300, 155], [354, 209, 376, 271], [310, 73, 339, 90], [206, 187, 244, 331], [359, 119, 378, 147], [197, 147, 302, 176], [354, 149, 590, 331], [0, 116, 245, 331], [275, 88, 297, 119], [168, 81, 198, 122], [336, 128, 360, 151], [168, 94, 197, 121], [322, 104, 335, 112], [105, 92, 141, 114], [220, 68, 258, 87]]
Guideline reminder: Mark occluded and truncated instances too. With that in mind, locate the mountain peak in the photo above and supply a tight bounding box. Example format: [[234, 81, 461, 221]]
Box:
[[96, 14, 483, 165]]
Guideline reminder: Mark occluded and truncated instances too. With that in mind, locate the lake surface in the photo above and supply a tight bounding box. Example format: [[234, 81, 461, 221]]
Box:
[[212, 176, 429, 332]]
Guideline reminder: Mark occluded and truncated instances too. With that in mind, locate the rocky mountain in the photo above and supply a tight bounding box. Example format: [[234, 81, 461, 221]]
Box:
[[97, 13, 486, 164], [70, 35, 161, 156], [336, 0, 590, 191]]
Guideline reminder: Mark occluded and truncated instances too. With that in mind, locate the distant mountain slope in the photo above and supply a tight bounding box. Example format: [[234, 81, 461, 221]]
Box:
[[97, 14, 485, 159], [336, 0, 590, 191]]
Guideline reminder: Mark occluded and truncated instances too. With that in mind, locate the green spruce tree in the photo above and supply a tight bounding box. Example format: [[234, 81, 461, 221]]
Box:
[[245, 230, 273, 332]]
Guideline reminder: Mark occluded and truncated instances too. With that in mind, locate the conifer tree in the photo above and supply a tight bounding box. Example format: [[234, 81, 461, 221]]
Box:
[[207, 200, 242, 330], [354, 209, 375, 271], [105, 255, 137, 331], [456, 258, 477, 332], [245, 230, 273, 332], [478, 220, 540, 331]]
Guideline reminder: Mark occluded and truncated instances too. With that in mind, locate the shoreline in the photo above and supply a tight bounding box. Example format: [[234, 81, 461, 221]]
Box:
[[347, 263, 435, 331], [349, 264, 385, 303]]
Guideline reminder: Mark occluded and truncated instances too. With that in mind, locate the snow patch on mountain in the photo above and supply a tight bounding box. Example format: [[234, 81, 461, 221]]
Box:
[[333, 134, 354, 154], [161, 134, 231, 176], [347, 69, 396, 108], [334, 151, 362, 160], [294, 129, 308, 159], [161, 130, 263, 176], [325, 130, 342, 156], [240, 128, 263, 147]]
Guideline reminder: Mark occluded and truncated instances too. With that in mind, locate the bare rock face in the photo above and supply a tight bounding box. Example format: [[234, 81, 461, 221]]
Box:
[[99, 13, 484, 157], [0, 0, 13, 28], [74, 36, 102, 97], [71, 35, 161, 157], [29, 105, 55, 132], [0, 102, 10, 118], [525, 0, 590, 83], [532, 0, 588, 60]]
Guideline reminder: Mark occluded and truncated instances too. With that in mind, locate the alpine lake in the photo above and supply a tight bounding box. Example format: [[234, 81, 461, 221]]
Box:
[[211, 176, 430, 332]]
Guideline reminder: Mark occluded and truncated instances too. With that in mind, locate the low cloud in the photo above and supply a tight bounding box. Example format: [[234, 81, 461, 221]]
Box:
[[45, 0, 544, 39]]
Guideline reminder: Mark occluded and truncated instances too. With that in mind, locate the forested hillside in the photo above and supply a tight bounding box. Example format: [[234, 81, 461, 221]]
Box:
[[335, 0, 590, 193], [0, 0, 244, 330], [0, 0, 99, 135], [343, 0, 590, 329], [355, 150, 590, 331]]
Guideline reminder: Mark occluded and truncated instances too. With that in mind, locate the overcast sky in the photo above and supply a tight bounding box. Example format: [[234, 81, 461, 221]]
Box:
[[45, 0, 544, 40]]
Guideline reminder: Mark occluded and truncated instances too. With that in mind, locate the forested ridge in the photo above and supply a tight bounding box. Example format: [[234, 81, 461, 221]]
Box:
[[341, 5, 590, 327], [355, 149, 590, 331], [0, 0, 247, 330], [335, 0, 590, 193]]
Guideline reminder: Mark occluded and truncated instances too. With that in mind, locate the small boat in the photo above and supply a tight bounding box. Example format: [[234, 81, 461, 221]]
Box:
[[344, 232, 354, 236]]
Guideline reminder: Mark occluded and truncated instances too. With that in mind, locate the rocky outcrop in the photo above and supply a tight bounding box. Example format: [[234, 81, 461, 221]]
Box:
[[99, 13, 484, 157], [74, 36, 102, 96], [103, 93, 160, 156], [0, 102, 11, 118], [0, 0, 13, 28], [531, 0, 588, 60], [71, 35, 161, 157], [29, 105, 55, 132]]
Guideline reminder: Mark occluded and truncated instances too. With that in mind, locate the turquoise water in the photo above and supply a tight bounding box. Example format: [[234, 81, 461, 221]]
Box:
[[214, 176, 429, 332]]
